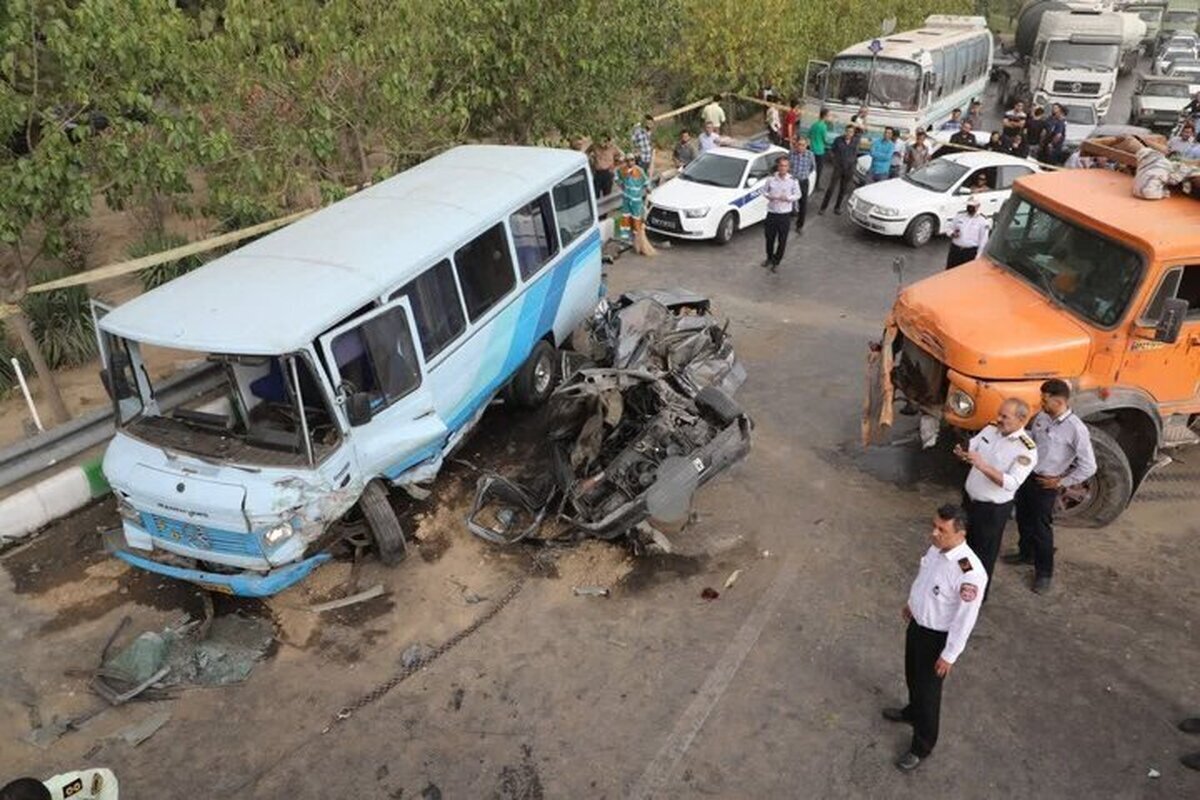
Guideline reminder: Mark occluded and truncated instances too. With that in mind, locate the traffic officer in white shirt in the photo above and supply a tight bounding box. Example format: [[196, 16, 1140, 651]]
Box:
[[945, 196, 990, 269], [953, 397, 1037, 593], [760, 155, 801, 272], [1007, 379, 1096, 594], [883, 503, 986, 772]]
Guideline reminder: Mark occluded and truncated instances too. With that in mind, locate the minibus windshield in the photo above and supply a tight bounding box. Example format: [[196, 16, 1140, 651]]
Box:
[[105, 336, 339, 467]]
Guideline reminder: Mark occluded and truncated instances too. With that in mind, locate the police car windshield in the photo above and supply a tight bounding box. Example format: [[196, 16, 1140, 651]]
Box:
[[987, 197, 1144, 328], [903, 159, 968, 193], [680, 153, 745, 188]]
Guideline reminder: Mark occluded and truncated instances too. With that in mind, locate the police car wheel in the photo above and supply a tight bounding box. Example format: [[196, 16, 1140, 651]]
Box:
[[904, 215, 937, 248], [1056, 425, 1133, 529], [714, 212, 737, 245], [360, 480, 408, 565]]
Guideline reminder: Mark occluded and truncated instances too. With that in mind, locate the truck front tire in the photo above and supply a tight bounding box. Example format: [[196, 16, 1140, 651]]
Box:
[[1056, 425, 1133, 529]]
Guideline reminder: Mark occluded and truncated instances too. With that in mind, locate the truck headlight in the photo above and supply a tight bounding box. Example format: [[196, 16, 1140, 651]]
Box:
[[947, 388, 975, 418], [683, 207, 710, 218], [264, 522, 294, 545]]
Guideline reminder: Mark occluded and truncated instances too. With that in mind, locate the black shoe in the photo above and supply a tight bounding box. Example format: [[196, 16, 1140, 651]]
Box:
[[769, 261, 779, 273], [1182, 751, 1200, 771], [1032, 575, 1052, 594], [760, 259, 771, 268], [818, 207, 827, 216], [882, 707, 912, 724], [895, 752, 922, 772], [834, 207, 842, 215], [1002, 552, 1033, 565], [1179, 718, 1200, 734]]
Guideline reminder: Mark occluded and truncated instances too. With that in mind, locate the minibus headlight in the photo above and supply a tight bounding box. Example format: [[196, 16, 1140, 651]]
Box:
[[683, 207, 710, 218], [947, 388, 975, 418], [264, 522, 294, 545]]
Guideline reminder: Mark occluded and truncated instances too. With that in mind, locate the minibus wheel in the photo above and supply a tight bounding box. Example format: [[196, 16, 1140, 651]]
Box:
[[360, 480, 408, 565], [509, 340, 558, 408]]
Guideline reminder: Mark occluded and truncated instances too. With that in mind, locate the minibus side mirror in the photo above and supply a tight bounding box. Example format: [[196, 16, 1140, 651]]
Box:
[[1154, 297, 1188, 344], [346, 392, 374, 426]]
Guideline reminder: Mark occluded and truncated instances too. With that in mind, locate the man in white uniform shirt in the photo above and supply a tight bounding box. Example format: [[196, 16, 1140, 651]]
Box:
[[954, 398, 1037, 594], [884, 504, 986, 771], [760, 155, 801, 272], [945, 196, 990, 269]]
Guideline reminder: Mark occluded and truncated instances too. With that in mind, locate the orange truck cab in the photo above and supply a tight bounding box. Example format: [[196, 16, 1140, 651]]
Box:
[[875, 168, 1200, 526]]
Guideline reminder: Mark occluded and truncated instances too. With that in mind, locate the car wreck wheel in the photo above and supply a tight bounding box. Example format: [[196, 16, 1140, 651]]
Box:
[[360, 480, 408, 565]]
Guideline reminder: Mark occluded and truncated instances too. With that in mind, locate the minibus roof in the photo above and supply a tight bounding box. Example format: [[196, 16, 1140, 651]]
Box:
[[100, 145, 588, 355]]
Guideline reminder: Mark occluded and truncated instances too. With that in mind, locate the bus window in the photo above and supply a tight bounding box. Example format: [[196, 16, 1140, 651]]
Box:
[[552, 170, 593, 247], [510, 193, 559, 280], [931, 50, 945, 99], [827, 56, 921, 111], [454, 223, 517, 322], [389, 259, 466, 360]]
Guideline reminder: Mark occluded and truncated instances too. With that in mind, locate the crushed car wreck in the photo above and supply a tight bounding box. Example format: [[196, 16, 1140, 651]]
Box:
[[468, 290, 753, 544]]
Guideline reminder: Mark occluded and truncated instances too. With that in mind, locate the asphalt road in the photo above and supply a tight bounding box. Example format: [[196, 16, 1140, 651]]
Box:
[[2, 67, 1198, 799]]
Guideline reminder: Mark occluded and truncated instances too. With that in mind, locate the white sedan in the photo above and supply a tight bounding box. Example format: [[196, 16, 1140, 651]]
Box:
[[646, 144, 815, 244], [846, 151, 1043, 248]]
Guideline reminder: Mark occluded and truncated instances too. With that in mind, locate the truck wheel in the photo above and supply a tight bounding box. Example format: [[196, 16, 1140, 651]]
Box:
[[904, 215, 937, 248], [1056, 426, 1133, 529], [713, 212, 737, 245], [509, 340, 557, 408], [360, 480, 408, 565]]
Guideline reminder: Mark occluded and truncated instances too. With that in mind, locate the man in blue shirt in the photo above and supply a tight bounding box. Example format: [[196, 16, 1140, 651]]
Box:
[[869, 128, 897, 183], [939, 109, 963, 131]]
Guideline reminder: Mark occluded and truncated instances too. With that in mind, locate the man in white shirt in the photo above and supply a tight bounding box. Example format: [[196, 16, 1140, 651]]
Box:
[[954, 397, 1037, 591], [945, 196, 990, 269], [698, 120, 722, 153], [883, 503, 986, 771], [760, 156, 801, 272], [701, 94, 726, 132]]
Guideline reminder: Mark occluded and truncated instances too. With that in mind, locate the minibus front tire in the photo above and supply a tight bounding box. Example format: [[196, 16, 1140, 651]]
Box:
[[360, 480, 408, 565], [509, 340, 558, 408]]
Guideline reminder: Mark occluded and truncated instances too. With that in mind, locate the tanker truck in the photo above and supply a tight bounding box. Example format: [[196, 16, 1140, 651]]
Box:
[[996, 2, 1133, 116], [1118, 1, 1167, 53]]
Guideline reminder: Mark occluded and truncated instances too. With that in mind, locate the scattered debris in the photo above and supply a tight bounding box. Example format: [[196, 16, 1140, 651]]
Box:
[[309, 584, 385, 613], [1147, 768, 1161, 779], [723, 569, 742, 590], [113, 710, 172, 747], [700, 587, 720, 601], [401, 643, 429, 669], [466, 473, 554, 545], [572, 586, 611, 597], [450, 687, 465, 711], [463, 591, 487, 605], [762, 550, 771, 558]]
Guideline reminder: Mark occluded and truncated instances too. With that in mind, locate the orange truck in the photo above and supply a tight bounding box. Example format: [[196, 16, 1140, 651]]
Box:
[[869, 168, 1199, 527]]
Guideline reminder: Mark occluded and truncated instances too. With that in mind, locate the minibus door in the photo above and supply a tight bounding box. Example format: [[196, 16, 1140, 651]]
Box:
[[319, 297, 448, 480]]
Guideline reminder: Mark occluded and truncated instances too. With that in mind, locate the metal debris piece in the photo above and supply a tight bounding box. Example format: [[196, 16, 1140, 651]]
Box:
[[401, 643, 429, 669], [723, 569, 742, 590], [466, 473, 555, 545], [572, 586, 611, 597], [309, 584, 385, 613], [114, 710, 172, 747]]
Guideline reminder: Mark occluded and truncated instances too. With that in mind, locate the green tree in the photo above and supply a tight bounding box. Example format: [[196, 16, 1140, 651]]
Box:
[[0, 0, 216, 421]]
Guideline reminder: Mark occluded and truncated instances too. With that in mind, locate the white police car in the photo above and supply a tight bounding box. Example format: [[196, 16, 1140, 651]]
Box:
[[646, 144, 814, 244]]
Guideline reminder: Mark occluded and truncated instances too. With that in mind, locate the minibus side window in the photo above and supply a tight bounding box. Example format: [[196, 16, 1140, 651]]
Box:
[[390, 259, 466, 359], [455, 223, 517, 322], [552, 170, 594, 247], [510, 193, 559, 280], [331, 307, 421, 406]]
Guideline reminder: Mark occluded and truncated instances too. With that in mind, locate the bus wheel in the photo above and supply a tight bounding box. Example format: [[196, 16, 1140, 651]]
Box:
[[1056, 426, 1133, 529], [904, 215, 937, 248], [713, 212, 737, 245], [510, 340, 558, 408], [360, 480, 408, 565]]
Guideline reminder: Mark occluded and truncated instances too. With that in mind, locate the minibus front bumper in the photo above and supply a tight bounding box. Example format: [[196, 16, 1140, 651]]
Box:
[[103, 530, 331, 597]]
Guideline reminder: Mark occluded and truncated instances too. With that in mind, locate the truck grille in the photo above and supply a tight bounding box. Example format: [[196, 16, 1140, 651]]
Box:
[[891, 335, 947, 408], [647, 207, 683, 232], [1051, 80, 1101, 96], [141, 512, 262, 557]]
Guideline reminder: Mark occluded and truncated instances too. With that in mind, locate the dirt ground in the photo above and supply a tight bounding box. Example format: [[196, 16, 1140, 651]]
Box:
[[2, 77, 1199, 799]]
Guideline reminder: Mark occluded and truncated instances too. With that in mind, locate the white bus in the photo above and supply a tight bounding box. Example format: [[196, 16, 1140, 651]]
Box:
[[803, 15, 993, 143]]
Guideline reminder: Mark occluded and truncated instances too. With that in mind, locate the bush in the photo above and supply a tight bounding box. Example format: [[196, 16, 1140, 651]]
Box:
[[18, 278, 98, 371], [131, 232, 206, 291]]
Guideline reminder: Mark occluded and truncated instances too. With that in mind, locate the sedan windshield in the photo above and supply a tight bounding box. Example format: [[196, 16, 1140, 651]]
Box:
[[987, 197, 1143, 327], [1144, 82, 1192, 98], [680, 153, 745, 188], [1044, 41, 1120, 70], [826, 57, 921, 111], [903, 159, 968, 193]]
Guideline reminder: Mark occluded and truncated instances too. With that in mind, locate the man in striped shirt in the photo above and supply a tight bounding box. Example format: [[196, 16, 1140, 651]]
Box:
[[788, 137, 816, 233]]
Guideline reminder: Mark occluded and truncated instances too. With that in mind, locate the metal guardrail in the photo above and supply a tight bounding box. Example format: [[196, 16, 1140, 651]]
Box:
[[0, 366, 225, 491]]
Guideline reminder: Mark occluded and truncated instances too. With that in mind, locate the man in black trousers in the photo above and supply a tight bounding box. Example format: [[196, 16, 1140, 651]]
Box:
[[883, 504, 987, 771], [818, 124, 861, 216]]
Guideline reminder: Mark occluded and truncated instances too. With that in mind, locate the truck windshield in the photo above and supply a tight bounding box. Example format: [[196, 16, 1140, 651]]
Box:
[[1043, 41, 1120, 70], [986, 197, 1144, 328], [104, 337, 339, 467], [827, 57, 921, 111]]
